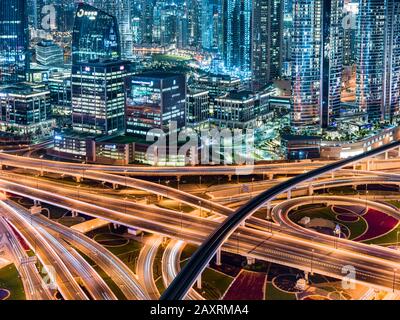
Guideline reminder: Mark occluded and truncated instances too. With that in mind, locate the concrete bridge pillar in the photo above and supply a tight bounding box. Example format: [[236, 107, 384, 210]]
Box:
[[398, 147, 400, 157], [308, 184, 313, 196], [366, 159, 370, 171], [331, 172, 334, 179], [196, 274, 202, 290], [228, 175, 232, 182], [305, 271, 309, 284], [287, 189, 291, 199], [266, 202, 271, 220], [216, 248, 222, 266], [75, 176, 82, 183], [246, 257, 256, 265], [385, 151, 389, 160], [112, 183, 118, 190], [268, 173, 274, 180]]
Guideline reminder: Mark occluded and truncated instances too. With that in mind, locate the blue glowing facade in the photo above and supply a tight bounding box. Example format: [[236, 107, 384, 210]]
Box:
[[356, 0, 400, 122], [0, 0, 29, 84], [291, 0, 343, 132], [72, 3, 121, 64], [222, 0, 252, 77]]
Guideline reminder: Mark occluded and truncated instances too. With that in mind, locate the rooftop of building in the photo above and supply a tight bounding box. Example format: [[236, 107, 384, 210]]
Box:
[[0, 83, 49, 96], [132, 71, 184, 79], [73, 59, 131, 67], [198, 73, 240, 82], [281, 134, 322, 142], [36, 40, 59, 47], [217, 90, 254, 101], [187, 88, 209, 95], [55, 129, 97, 140]]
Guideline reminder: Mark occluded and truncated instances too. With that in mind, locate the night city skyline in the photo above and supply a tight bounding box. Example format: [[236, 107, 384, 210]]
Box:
[[1, 0, 400, 309]]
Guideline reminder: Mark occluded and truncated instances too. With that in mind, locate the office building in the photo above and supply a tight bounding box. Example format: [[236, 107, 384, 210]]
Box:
[[187, 89, 210, 128], [291, 0, 343, 132], [252, 0, 283, 89], [71, 59, 128, 136], [0, 83, 53, 136], [126, 72, 186, 137], [356, 0, 400, 122], [222, 0, 252, 77], [36, 40, 64, 67], [72, 3, 121, 64], [0, 0, 29, 84], [212, 90, 271, 129]]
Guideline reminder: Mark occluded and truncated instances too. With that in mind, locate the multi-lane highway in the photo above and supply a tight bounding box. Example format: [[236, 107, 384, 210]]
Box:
[[3, 140, 400, 300], [3, 200, 150, 300], [0, 217, 54, 300], [161, 140, 400, 299], [2, 169, 400, 296]]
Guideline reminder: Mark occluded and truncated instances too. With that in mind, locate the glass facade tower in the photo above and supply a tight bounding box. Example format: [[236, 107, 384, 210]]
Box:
[[222, 0, 252, 77], [252, 0, 283, 90], [71, 60, 127, 136], [0, 0, 29, 84], [72, 3, 121, 64], [291, 0, 343, 132], [356, 0, 400, 122]]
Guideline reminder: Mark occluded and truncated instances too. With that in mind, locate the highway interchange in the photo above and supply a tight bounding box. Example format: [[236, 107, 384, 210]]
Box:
[[2, 141, 400, 299]]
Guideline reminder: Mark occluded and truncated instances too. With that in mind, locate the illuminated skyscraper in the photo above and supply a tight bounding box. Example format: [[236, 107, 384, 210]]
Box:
[[0, 0, 29, 84], [187, 0, 202, 47], [320, 0, 344, 128], [356, 0, 400, 122], [252, 0, 283, 90], [71, 60, 128, 136], [222, 0, 252, 77], [343, 1, 358, 66], [72, 3, 121, 64], [140, 0, 156, 44], [90, 0, 134, 59], [291, 0, 343, 132]]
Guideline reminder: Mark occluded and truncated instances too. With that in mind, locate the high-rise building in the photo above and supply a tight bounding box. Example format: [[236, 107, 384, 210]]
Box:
[[71, 60, 128, 136], [140, 0, 156, 44], [126, 72, 186, 137], [291, 0, 343, 132], [0, 0, 29, 84], [36, 40, 64, 67], [222, 0, 252, 77], [72, 3, 121, 64], [343, 1, 358, 66], [0, 83, 53, 136], [252, 0, 283, 90], [282, 0, 292, 78], [152, 2, 178, 46], [356, 0, 400, 122], [187, 89, 210, 128], [90, 0, 134, 59], [320, 0, 344, 128], [187, 0, 202, 47]]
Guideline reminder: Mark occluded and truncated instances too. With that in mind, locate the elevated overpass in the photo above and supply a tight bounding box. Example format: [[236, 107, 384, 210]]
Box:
[[161, 140, 400, 300]]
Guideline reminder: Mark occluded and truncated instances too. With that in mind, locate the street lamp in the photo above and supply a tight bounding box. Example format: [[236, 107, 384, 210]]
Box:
[[237, 232, 240, 254], [198, 200, 202, 217], [397, 231, 400, 249], [310, 249, 315, 275]]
